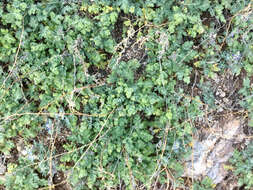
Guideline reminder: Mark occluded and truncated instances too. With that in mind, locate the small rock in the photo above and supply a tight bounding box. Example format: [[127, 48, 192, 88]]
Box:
[[220, 91, 226, 98], [0, 164, 6, 175], [16, 139, 24, 153], [212, 73, 220, 83], [21, 149, 28, 156], [216, 88, 226, 98], [217, 107, 224, 112], [223, 98, 229, 103]]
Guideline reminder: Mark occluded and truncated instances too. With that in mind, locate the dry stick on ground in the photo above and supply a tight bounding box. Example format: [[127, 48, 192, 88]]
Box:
[[38, 179, 67, 190], [165, 168, 175, 190], [13, 143, 89, 175], [218, 3, 253, 78], [0, 83, 107, 122], [99, 143, 116, 182], [147, 124, 170, 189], [1, 19, 24, 90], [111, 22, 148, 70], [0, 56, 105, 123], [0, 21, 26, 113], [37, 82, 105, 115], [0, 103, 28, 123], [9, 108, 116, 178], [48, 120, 58, 190], [0, 53, 66, 103], [1, 111, 107, 123], [40, 109, 116, 190], [165, 169, 171, 190], [220, 2, 252, 51], [189, 118, 195, 189], [65, 108, 115, 181], [124, 150, 136, 190]]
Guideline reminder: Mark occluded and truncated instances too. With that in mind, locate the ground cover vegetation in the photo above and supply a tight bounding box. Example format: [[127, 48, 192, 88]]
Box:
[[0, 0, 252, 189]]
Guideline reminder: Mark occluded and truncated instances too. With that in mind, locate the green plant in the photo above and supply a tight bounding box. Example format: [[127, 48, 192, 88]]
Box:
[[230, 142, 253, 189], [0, 0, 252, 189], [193, 177, 216, 190], [3, 160, 48, 190]]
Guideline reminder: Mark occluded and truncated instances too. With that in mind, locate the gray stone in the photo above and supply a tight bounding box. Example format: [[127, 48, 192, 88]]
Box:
[[183, 118, 245, 184]]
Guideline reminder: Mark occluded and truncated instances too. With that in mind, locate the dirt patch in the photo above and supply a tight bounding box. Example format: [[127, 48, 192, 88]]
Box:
[[53, 171, 71, 190], [118, 35, 147, 64], [111, 12, 125, 44]]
